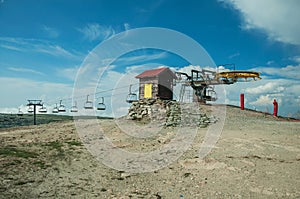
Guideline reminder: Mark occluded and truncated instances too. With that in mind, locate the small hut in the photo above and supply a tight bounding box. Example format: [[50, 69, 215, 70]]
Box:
[[135, 67, 176, 100]]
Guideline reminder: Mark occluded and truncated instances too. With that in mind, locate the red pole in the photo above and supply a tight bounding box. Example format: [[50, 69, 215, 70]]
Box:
[[273, 99, 278, 117], [240, 93, 244, 110]]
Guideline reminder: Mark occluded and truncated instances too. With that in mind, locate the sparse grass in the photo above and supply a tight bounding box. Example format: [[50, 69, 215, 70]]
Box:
[[66, 140, 82, 146], [33, 161, 47, 169], [0, 113, 73, 129], [0, 147, 38, 159], [45, 141, 63, 151], [45, 141, 65, 158], [3, 160, 22, 167], [134, 117, 151, 125], [14, 180, 35, 186], [0, 171, 6, 175]]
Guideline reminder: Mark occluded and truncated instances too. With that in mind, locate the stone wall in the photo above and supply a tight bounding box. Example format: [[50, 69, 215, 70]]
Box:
[[127, 99, 218, 127]]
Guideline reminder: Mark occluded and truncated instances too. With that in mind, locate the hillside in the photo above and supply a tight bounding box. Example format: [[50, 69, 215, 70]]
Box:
[[0, 113, 73, 129], [0, 105, 299, 198]]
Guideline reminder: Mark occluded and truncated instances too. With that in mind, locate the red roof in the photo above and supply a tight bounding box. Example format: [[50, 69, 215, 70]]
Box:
[[135, 67, 175, 78]]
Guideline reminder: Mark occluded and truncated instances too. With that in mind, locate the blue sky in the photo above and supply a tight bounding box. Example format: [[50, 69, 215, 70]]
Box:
[[0, 0, 299, 117]]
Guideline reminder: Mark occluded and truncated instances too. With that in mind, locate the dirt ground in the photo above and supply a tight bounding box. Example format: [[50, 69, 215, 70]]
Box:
[[0, 105, 299, 198]]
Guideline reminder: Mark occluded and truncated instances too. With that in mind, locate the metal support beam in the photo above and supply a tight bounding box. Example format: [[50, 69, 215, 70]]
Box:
[[27, 100, 42, 125]]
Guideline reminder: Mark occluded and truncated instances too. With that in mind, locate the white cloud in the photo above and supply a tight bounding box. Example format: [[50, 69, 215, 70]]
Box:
[[77, 23, 115, 41], [245, 82, 283, 94], [42, 25, 59, 38], [224, 76, 300, 116], [221, 0, 300, 45], [0, 37, 80, 59], [78, 51, 168, 76], [0, 77, 73, 112], [250, 94, 274, 106], [124, 23, 130, 31], [228, 52, 240, 59], [8, 67, 44, 76], [0, 44, 23, 51], [35, 44, 75, 58], [253, 64, 300, 79], [125, 64, 157, 74], [57, 66, 80, 81], [177, 65, 202, 74], [135, 0, 164, 13], [292, 56, 300, 63]]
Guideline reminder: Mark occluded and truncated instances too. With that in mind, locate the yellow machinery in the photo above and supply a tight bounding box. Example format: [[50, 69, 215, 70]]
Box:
[[216, 71, 261, 82], [176, 66, 261, 102]]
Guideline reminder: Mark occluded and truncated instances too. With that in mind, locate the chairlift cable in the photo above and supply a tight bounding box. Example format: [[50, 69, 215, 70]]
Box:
[[42, 82, 139, 105], [19, 83, 139, 114]]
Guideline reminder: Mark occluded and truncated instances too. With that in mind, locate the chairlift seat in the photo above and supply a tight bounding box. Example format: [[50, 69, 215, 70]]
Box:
[[17, 110, 23, 116], [97, 97, 106, 110], [84, 102, 93, 109], [28, 107, 34, 113], [58, 106, 66, 112], [126, 93, 137, 103], [58, 100, 66, 112], [70, 106, 78, 112], [126, 85, 138, 103], [39, 107, 47, 113], [70, 101, 78, 112], [206, 89, 217, 101], [84, 95, 94, 109], [97, 103, 106, 110]]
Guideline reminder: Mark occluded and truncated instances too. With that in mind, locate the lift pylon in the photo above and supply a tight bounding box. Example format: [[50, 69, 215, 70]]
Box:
[[27, 100, 43, 125]]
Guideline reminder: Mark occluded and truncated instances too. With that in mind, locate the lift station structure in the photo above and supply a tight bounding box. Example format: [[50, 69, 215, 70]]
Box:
[[133, 65, 261, 103], [176, 66, 261, 102]]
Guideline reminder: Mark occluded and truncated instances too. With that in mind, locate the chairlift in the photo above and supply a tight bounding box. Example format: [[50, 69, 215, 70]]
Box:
[[17, 108, 23, 116], [126, 84, 138, 103], [70, 101, 78, 113], [84, 95, 93, 109], [28, 106, 34, 113], [39, 104, 47, 113], [58, 100, 66, 112], [97, 97, 106, 110], [52, 104, 59, 113], [205, 87, 218, 101]]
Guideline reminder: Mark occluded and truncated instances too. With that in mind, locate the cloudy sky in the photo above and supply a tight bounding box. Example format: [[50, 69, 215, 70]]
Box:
[[0, 0, 299, 118]]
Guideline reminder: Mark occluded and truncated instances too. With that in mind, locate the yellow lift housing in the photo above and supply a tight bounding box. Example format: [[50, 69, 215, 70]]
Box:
[[216, 71, 261, 82]]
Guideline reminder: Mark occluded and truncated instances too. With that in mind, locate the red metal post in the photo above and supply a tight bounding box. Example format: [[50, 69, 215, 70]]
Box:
[[273, 99, 278, 117], [240, 93, 244, 110]]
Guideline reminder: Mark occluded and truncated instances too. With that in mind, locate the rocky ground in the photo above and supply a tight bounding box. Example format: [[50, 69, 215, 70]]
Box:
[[0, 105, 299, 198]]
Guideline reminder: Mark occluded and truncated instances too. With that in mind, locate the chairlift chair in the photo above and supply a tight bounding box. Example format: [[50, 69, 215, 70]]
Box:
[[58, 100, 66, 112], [28, 106, 34, 113], [39, 104, 47, 113], [97, 97, 106, 110], [205, 87, 218, 101], [17, 108, 23, 116], [52, 104, 59, 113], [84, 95, 93, 109], [126, 84, 138, 103], [70, 101, 78, 113]]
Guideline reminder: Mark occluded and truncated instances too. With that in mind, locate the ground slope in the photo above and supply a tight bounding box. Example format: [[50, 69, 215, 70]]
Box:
[[0, 105, 299, 198]]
